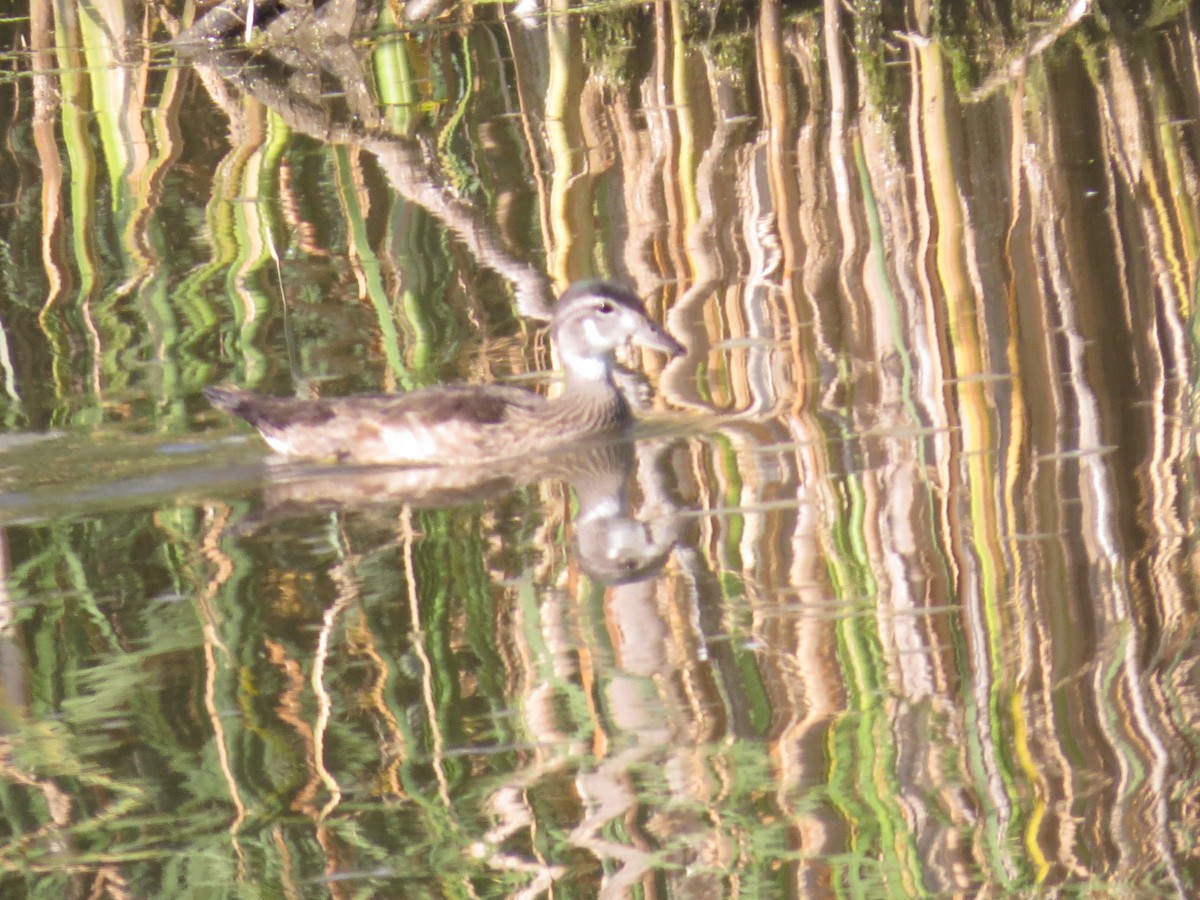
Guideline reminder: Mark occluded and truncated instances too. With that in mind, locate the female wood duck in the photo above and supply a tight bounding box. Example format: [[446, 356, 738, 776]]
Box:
[[205, 280, 683, 465]]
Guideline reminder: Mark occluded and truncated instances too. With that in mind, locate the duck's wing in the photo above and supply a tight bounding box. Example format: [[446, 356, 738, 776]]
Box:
[[346, 384, 543, 427], [334, 386, 547, 463], [205, 385, 545, 463]]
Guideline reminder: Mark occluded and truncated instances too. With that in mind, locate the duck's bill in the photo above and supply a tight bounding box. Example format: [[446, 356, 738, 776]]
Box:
[[632, 321, 685, 357]]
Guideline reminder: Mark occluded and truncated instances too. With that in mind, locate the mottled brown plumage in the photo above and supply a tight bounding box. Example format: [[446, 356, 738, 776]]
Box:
[[205, 280, 683, 465]]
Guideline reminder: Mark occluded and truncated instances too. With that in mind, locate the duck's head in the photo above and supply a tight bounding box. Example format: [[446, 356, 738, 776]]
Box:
[[552, 281, 684, 380]]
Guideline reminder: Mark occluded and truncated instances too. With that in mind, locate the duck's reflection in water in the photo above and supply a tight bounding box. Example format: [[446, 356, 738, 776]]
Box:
[[232, 436, 683, 587], [219, 434, 702, 896]]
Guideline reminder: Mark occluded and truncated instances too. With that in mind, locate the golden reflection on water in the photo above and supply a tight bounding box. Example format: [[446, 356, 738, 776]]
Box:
[[0, 0, 1198, 896]]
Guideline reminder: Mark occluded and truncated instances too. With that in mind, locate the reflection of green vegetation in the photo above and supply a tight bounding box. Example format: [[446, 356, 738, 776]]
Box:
[[372, 14, 418, 134], [1, 494, 552, 892], [581, 0, 754, 82], [437, 34, 480, 198], [1106, 0, 1189, 30], [823, 471, 923, 896], [333, 145, 408, 387], [580, 3, 646, 81]]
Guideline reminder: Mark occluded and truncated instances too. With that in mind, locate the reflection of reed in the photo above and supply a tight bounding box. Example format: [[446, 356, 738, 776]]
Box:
[[520, 0, 1200, 893], [179, 41, 555, 320]]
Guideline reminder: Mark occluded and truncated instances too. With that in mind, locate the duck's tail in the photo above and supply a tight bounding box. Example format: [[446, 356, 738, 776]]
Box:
[[204, 386, 261, 422]]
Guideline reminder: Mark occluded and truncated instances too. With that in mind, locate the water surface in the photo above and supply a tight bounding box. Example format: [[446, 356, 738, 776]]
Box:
[[0, 0, 1198, 896]]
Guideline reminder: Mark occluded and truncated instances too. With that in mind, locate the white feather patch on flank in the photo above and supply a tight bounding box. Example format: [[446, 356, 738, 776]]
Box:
[[263, 434, 293, 455], [382, 428, 440, 461]]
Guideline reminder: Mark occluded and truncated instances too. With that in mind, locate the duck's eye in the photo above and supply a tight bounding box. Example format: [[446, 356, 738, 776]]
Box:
[[596, 301, 616, 315]]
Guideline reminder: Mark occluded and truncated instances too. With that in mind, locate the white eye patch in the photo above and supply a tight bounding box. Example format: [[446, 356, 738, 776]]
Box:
[[584, 318, 606, 345]]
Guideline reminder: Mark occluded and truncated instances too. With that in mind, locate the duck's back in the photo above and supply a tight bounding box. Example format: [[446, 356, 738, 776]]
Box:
[[206, 385, 550, 465]]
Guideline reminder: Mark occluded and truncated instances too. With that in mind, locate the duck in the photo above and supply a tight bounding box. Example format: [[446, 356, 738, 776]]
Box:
[[204, 280, 684, 466]]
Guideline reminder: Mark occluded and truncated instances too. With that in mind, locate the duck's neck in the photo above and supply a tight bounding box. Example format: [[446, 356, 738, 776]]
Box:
[[562, 353, 612, 386], [554, 354, 630, 421]]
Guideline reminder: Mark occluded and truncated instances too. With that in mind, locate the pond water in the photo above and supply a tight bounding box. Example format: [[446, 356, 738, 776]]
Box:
[[0, 0, 1198, 896]]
